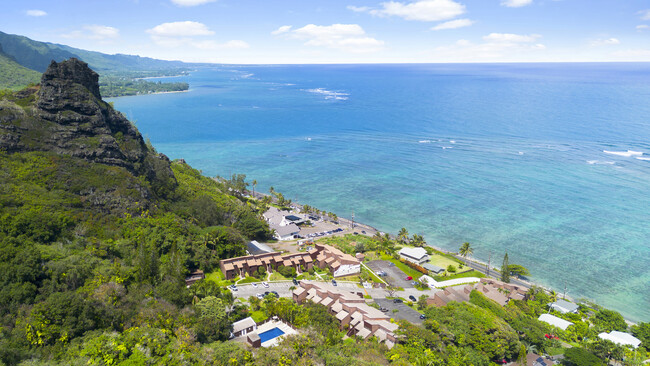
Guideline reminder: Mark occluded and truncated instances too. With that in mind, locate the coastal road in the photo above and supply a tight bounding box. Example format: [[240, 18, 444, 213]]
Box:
[[454, 255, 531, 290]]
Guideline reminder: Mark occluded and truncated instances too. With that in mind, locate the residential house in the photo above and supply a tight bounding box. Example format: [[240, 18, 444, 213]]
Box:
[[598, 331, 642, 348], [398, 247, 429, 265], [549, 299, 579, 314], [232, 317, 257, 337], [538, 314, 573, 331]]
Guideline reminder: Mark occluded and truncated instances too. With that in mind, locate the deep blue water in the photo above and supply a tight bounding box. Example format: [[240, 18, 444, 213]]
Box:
[[110, 63, 650, 322], [258, 327, 285, 343]]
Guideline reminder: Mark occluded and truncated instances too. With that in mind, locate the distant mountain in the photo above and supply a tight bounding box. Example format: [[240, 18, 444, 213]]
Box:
[[0, 44, 41, 90], [0, 30, 187, 74]]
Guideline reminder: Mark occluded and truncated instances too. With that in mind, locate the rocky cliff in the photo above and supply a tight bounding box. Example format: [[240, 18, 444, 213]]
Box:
[[0, 58, 177, 207]]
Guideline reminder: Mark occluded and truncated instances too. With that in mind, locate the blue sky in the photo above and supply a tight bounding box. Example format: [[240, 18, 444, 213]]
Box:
[[2, 0, 650, 63]]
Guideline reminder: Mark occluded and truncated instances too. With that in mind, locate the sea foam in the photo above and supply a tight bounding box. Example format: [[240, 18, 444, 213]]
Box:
[[603, 150, 644, 157], [305, 88, 349, 100]]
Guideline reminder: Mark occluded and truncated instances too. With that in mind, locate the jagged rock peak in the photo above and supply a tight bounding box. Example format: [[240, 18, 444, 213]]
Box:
[[39, 58, 101, 100]]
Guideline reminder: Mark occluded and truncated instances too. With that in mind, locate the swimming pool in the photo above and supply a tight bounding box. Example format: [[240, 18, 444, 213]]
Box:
[[258, 327, 285, 343]]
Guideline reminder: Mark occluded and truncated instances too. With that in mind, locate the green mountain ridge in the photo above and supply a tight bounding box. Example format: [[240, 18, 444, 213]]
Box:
[[0, 44, 41, 91], [0, 30, 186, 73]]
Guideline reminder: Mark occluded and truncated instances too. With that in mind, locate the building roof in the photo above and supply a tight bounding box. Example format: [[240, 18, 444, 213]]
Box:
[[398, 247, 429, 261], [598, 331, 642, 348], [247, 240, 274, 255], [232, 317, 256, 333], [538, 314, 573, 331], [549, 299, 579, 313], [423, 263, 444, 273], [275, 223, 300, 237]]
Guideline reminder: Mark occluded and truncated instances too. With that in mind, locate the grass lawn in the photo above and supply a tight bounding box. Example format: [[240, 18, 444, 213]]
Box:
[[204, 269, 234, 287], [318, 234, 375, 255], [428, 254, 461, 269], [269, 272, 289, 281], [434, 270, 485, 281], [545, 347, 566, 356], [239, 276, 262, 284], [250, 310, 268, 323]]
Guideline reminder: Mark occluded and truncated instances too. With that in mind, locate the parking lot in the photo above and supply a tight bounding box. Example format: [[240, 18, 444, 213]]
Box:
[[374, 298, 424, 325], [365, 260, 414, 288]]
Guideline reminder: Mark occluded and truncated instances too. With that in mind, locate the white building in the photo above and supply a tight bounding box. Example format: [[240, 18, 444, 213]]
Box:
[[598, 331, 642, 348], [398, 247, 429, 265], [232, 317, 257, 337], [538, 314, 574, 331], [549, 299, 579, 314]]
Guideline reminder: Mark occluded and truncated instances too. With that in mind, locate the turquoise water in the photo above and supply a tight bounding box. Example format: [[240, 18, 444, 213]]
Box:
[[111, 64, 650, 321], [258, 327, 285, 343]]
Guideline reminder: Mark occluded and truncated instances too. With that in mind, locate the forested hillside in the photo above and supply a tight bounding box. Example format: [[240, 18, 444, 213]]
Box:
[[0, 45, 40, 90], [0, 59, 271, 365]]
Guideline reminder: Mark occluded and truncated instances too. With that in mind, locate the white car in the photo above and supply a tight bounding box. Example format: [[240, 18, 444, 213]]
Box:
[[256, 293, 264, 299], [252, 283, 258, 288], [262, 282, 269, 288]]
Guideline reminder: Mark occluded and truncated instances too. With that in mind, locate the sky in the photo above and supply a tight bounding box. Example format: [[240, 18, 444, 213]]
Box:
[[2, 0, 650, 64]]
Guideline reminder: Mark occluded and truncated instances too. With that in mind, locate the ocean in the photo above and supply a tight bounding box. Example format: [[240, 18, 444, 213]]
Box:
[[109, 63, 650, 322]]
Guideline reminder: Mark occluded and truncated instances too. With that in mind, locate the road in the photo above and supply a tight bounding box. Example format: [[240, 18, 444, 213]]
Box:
[[453, 255, 532, 289]]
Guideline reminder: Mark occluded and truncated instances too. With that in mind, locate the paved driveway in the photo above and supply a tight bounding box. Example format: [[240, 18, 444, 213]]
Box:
[[375, 298, 424, 325], [366, 260, 414, 288]]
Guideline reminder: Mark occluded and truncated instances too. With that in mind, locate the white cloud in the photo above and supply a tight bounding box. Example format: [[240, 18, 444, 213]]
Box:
[[431, 32, 545, 61], [354, 0, 466, 22], [26, 9, 47, 17], [276, 24, 385, 53], [483, 33, 540, 43], [147, 21, 214, 37], [170, 0, 216, 6], [271, 25, 292, 35], [431, 18, 474, 30], [590, 38, 620, 46], [347, 5, 371, 12], [637, 25, 649, 31], [638, 9, 650, 20], [62, 25, 119, 40], [501, 0, 533, 7], [193, 40, 250, 49]]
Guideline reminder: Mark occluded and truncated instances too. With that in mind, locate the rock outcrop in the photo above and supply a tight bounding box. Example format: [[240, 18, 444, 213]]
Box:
[[0, 58, 177, 201]]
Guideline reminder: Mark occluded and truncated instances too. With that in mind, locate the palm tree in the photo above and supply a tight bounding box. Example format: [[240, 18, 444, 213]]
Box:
[[459, 242, 474, 266], [252, 179, 257, 198], [397, 228, 409, 244]]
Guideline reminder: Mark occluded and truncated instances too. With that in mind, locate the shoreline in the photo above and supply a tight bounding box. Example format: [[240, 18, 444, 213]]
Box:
[[249, 189, 639, 324], [134, 74, 188, 80], [106, 89, 189, 99]]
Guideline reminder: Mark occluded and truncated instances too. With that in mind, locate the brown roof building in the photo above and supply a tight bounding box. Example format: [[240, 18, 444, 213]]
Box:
[[218, 243, 361, 280], [293, 282, 398, 348]]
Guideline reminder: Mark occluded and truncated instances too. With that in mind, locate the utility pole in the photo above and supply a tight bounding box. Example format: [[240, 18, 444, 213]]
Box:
[[351, 211, 355, 229], [563, 281, 567, 300], [487, 252, 491, 278]]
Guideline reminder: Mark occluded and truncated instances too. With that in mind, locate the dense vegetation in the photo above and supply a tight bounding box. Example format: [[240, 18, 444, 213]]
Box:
[[99, 77, 189, 98], [1, 59, 648, 366], [0, 45, 40, 90]]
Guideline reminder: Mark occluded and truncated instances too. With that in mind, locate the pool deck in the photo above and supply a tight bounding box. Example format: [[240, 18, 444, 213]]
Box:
[[256, 320, 298, 347]]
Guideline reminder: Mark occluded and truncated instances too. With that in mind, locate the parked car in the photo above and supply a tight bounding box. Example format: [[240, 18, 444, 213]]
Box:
[[331, 279, 337, 286], [409, 295, 417, 302], [262, 282, 269, 288], [393, 298, 403, 303], [406, 276, 413, 281], [380, 307, 389, 312], [271, 291, 279, 297], [419, 314, 426, 319], [388, 263, 395, 267], [292, 278, 298, 285], [264, 291, 270, 296], [230, 285, 238, 291], [361, 230, 366, 234], [412, 281, 418, 286], [256, 293, 264, 299], [252, 283, 258, 288]]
